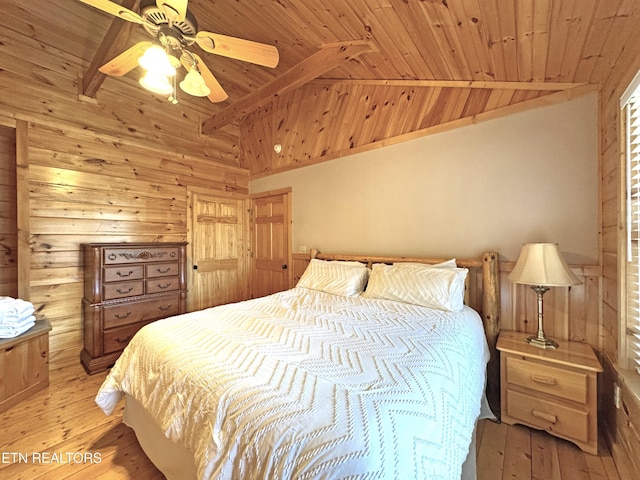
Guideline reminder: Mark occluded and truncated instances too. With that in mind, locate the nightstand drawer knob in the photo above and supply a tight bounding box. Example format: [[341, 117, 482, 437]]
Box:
[[532, 409, 557, 424], [531, 374, 556, 386]]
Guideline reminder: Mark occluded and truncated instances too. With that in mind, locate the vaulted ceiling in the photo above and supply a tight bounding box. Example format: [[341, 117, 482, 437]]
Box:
[[12, 0, 639, 108], [2, 0, 640, 174]]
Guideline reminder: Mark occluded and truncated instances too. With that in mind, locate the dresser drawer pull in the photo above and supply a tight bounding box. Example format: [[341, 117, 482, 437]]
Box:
[[155, 282, 172, 289], [531, 409, 557, 424], [116, 287, 134, 294], [117, 270, 134, 277], [156, 267, 172, 274], [114, 335, 132, 344], [531, 374, 556, 386], [113, 311, 132, 320], [158, 304, 173, 311]]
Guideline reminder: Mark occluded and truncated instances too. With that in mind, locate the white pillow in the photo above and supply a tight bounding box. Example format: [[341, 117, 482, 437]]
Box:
[[297, 259, 369, 297], [362, 262, 468, 311]]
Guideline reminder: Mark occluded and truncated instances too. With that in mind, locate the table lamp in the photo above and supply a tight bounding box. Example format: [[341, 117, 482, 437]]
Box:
[[509, 243, 581, 349]]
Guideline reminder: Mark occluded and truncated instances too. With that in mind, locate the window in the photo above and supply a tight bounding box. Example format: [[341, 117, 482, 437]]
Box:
[[623, 70, 640, 374]]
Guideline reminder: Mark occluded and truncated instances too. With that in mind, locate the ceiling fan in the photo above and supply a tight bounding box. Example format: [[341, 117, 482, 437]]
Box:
[[78, 0, 279, 103]]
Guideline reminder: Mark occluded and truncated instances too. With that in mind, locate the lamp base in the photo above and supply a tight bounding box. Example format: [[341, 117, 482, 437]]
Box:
[[526, 335, 559, 350]]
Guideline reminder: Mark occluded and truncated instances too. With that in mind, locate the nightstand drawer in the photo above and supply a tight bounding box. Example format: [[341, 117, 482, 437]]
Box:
[[506, 389, 589, 443], [506, 356, 588, 404]]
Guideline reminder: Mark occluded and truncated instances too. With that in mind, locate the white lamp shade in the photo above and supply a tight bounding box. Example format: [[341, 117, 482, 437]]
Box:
[[509, 243, 581, 287], [179, 69, 211, 97], [139, 71, 173, 95], [138, 45, 176, 77]]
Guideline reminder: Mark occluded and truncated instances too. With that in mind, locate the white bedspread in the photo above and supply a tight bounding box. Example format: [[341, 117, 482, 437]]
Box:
[[96, 287, 490, 480]]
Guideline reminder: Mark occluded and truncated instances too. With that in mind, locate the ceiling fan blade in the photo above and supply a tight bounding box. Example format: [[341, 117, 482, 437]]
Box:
[[182, 53, 228, 103], [77, 0, 144, 24], [156, 0, 188, 23], [195, 32, 279, 68], [99, 41, 152, 76]]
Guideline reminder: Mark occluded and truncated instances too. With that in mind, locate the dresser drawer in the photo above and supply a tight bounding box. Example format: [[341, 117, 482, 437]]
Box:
[[104, 247, 180, 265], [103, 294, 181, 329], [506, 389, 589, 443], [505, 356, 588, 404], [146, 262, 179, 278], [104, 265, 144, 282], [146, 276, 180, 294], [103, 321, 150, 354], [103, 281, 144, 300]]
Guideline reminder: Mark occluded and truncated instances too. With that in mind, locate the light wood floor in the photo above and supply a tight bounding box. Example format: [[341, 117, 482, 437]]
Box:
[[0, 363, 627, 479]]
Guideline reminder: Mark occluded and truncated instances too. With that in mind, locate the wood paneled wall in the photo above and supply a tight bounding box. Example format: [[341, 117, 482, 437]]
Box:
[[597, 14, 640, 476], [19, 122, 249, 368], [0, 126, 17, 298], [499, 264, 601, 346], [0, 11, 251, 368], [0, 16, 240, 167]]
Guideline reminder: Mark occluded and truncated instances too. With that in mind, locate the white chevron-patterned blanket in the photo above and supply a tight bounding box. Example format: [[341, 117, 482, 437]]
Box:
[[96, 288, 489, 480]]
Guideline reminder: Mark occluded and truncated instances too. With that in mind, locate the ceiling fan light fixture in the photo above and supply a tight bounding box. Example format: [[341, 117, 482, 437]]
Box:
[[179, 68, 211, 97], [87, 0, 279, 104], [138, 44, 176, 76], [165, 46, 183, 70], [139, 70, 174, 95]]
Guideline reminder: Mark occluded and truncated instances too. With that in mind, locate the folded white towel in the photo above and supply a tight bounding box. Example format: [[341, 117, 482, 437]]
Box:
[[0, 297, 35, 324], [0, 313, 35, 329], [0, 315, 36, 338]]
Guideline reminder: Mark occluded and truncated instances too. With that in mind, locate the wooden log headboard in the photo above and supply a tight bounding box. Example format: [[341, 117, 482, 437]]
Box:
[[309, 248, 501, 415]]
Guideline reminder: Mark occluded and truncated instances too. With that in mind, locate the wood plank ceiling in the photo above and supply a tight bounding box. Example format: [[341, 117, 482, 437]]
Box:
[[70, 0, 637, 96], [2, 0, 640, 175]]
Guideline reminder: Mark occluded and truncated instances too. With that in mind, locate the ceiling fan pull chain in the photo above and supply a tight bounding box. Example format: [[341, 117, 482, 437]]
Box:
[[169, 73, 178, 104]]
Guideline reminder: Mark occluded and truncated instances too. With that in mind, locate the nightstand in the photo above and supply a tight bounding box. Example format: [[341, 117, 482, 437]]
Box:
[[497, 330, 602, 455]]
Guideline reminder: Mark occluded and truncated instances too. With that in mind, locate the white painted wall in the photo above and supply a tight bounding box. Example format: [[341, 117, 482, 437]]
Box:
[[250, 93, 599, 264]]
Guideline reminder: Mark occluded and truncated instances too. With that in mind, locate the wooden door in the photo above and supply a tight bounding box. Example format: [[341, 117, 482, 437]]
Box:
[[252, 190, 292, 298], [188, 191, 248, 311]]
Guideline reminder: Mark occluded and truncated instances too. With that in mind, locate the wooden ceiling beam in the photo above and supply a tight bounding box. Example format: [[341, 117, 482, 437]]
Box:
[[201, 40, 374, 135], [312, 79, 591, 91], [81, 0, 139, 98]]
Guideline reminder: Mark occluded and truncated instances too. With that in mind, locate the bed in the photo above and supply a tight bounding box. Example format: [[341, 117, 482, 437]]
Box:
[[95, 250, 501, 480]]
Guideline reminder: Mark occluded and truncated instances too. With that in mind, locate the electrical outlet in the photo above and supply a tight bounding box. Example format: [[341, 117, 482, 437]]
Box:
[[614, 382, 622, 409], [299, 245, 307, 253]]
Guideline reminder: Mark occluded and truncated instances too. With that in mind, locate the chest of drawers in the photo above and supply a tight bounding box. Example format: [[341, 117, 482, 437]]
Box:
[[81, 242, 187, 374], [497, 330, 602, 454]]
